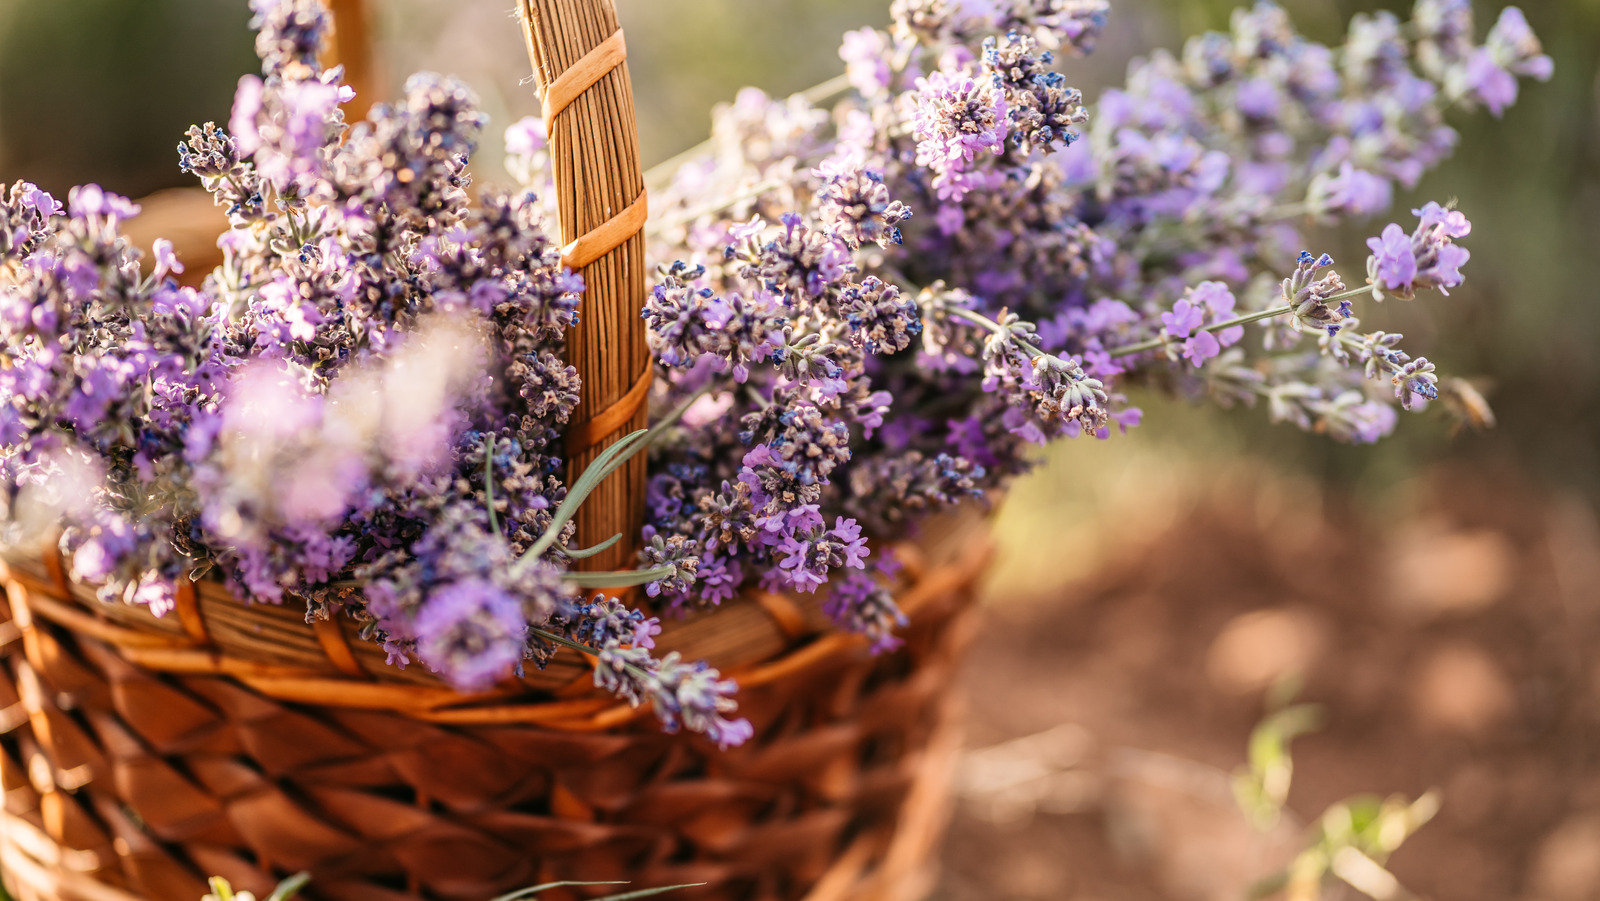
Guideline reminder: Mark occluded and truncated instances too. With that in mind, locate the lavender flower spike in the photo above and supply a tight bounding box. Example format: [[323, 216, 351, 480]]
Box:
[[594, 646, 753, 748], [1282, 252, 1352, 335], [912, 70, 1008, 201], [1366, 203, 1472, 301]]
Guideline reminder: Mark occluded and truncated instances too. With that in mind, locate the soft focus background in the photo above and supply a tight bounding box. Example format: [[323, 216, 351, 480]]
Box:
[[1, 1, 1596, 898]]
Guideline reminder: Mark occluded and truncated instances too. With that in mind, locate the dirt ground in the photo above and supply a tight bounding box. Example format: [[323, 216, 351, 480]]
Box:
[[932, 458, 1600, 901]]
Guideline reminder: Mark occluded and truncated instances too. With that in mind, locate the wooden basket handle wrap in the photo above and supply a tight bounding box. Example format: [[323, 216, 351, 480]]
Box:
[[518, 0, 650, 574]]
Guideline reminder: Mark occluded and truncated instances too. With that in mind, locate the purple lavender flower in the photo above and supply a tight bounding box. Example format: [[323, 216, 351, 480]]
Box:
[[841, 27, 897, 97], [1462, 49, 1518, 117], [1182, 331, 1222, 367], [774, 516, 870, 594], [1365, 202, 1471, 300], [1032, 0, 1111, 56], [503, 115, 549, 187], [1161, 299, 1204, 339], [983, 32, 1087, 154], [0, 0, 1550, 749], [729, 214, 854, 307], [230, 72, 347, 194], [1306, 162, 1392, 220], [594, 646, 752, 748], [151, 239, 185, 281], [640, 532, 701, 598], [1414, 0, 1476, 79], [413, 578, 526, 690], [1391, 356, 1440, 410], [696, 554, 744, 606], [644, 263, 784, 380], [1366, 226, 1417, 295], [837, 277, 922, 354], [0, 181, 61, 258], [912, 70, 1009, 201], [66, 184, 140, 223], [1461, 7, 1553, 116], [503, 116, 546, 158], [1317, 392, 1398, 444], [824, 570, 907, 653], [248, 0, 332, 77], [1485, 7, 1554, 81], [814, 161, 912, 249], [1282, 251, 1352, 334]]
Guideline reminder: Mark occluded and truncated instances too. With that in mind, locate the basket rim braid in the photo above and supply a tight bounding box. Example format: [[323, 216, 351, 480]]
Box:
[[0, 511, 989, 727]]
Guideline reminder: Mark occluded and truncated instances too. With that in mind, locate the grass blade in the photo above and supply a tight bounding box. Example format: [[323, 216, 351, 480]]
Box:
[[266, 872, 311, 901], [593, 885, 707, 901], [490, 881, 627, 901], [564, 565, 675, 589], [563, 532, 625, 560]]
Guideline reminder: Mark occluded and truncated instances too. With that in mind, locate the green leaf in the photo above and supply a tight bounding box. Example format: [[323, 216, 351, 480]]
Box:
[[525, 429, 650, 559], [489, 882, 705, 901], [490, 881, 627, 901], [563, 532, 625, 560], [266, 872, 311, 901], [525, 384, 715, 561], [593, 885, 706, 900], [485, 435, 502, 539], [564, 565, 676, 588]]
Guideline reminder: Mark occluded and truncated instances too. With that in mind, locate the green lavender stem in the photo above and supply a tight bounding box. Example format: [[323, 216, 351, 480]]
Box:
[[944, 306, 1049, 360], [1106, 285, 1374, 358], [1106, 305, 1292, 358]]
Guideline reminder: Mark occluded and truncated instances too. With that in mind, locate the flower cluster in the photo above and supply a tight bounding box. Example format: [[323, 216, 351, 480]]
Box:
[[0, 0, 1551, 744], [641, 0, 1547, 638], [0, 0, 742, 743]]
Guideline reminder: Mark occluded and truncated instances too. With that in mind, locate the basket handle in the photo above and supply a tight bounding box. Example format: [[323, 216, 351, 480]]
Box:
[[518, 0, 650, 574]]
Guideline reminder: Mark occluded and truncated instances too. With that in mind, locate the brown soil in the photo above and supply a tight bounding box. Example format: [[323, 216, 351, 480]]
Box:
[[933, 459, 1600, 901]]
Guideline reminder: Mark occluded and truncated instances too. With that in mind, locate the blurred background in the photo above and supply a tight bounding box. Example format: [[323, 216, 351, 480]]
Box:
[[1, 0, 1595, 898]]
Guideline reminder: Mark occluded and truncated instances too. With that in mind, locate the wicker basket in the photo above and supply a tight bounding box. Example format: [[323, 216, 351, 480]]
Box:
[[0, 1, 994, 899]]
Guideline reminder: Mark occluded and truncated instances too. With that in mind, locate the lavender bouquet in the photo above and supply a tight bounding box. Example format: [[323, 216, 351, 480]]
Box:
[[0, 0, 1549, 746]]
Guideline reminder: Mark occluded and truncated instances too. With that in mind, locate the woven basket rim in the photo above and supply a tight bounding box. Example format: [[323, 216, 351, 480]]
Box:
[[0, 510, 991, 730]]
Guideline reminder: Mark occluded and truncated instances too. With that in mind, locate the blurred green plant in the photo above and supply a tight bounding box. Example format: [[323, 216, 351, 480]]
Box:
[[491, 882, 705, 901], [198, 872, 701, 901], [1250, 793, 1441, 901], [201, 873, 308, 901], [1231, 680, 1325, 831], [1235, 684, 1439, 901]]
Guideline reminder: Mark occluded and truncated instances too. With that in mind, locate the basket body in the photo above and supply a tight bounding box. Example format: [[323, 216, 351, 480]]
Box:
[[0, 515, 988, 901]]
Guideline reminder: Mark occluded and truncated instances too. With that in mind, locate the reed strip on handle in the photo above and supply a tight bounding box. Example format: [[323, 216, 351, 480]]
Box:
[[564, 368, 652, 455], [540, 29, 628, 124]]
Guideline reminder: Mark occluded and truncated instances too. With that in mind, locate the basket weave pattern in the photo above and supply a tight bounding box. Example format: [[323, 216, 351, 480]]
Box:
[[0, 518, 988, 901]]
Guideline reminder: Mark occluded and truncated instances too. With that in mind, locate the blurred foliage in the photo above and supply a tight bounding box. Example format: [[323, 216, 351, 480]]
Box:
[[0, 0, 1591, 501], [1232, 685, 1324, 830], [0, 0, 257, 199], [1249, 790, 1441, 900], [1230, 693, 1440, 901], [196, 873, 695, 901], [203, 871, 309, 901]]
